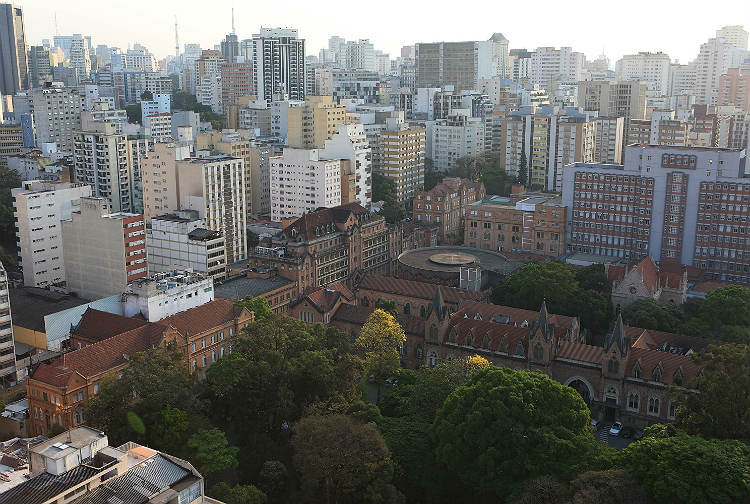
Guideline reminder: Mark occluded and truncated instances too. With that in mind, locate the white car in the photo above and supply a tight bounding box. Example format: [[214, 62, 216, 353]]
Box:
[[609, 421, 623, 436]]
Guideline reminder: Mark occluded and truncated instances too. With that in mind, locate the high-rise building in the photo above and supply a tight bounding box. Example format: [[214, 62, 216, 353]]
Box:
[[249, 27, 305, 103], [0, 260, 18, 384], [433, 111, 487, 171], [30, 84, 83, 152], [12, 180, 92, 287], [249, 140, 272, 216], [176, 155, 247, 262], [378, 113, 426, 204], [529, 47, 585, 88], [196, 130, 254, 218], [615, 52, 671, 97], [563, 145, 749, 284], [716, 25, 749, 50], [694, 37, 733, 105], [415, 36, 510, 91], [0, 3, 28, 94], [221, 32, 240, 63], [141, 141, 189, 222], [0, 123, 23, 167], [28, 45, 52, 87], [718, 68, 750, 113], [626, 110, 689, 147], [578, 80, 647, 152], [270, 148, 342, 222], [62, 196, 147, 299], [69, 34, 91, 82], [147, 210, 228, 281], [74, 115, 135, 212], [320, 123, 372, 209], [194, 49, 224, 113], [287, 95, 347, 149], [221, 61, 254, 108], [594, 117, 624, 164]]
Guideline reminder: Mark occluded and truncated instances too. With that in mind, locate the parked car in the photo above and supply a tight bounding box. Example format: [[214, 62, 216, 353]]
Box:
[[591, 418, 601, 430], [609, 421, 624, 436]]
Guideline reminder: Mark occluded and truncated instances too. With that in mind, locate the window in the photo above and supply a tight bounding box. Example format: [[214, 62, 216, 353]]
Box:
[[608, 357, 619, 374], [93, 384, 99, 394], [420, 305, 426, 317], [466, 330, 473, 347], [212, 351, 216, 362], [448, 328, 457, 343], [202, 356, 207, 367], [673, 369, 683, 387], [430, 325, 438, 340], [652, 365, 662, 383], [415, 345, 423, 360], [533, 344, 543, 361], [404, 303, 411, 315], [428, 351, 438, 368], [482, 335, 490, 349], [668, 401, 676, 419], [648, 397, 660, 416], [632, 362, 641, 379], [627, 393, 640, 411]]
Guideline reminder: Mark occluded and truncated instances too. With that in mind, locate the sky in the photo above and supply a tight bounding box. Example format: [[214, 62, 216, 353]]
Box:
[[20, 0, 750, 66]]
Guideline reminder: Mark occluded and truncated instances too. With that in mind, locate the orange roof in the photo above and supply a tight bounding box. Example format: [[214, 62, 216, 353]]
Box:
[[456, 300, 577, 334], [31, 324, 169, 387], [331, 304, 425, 335], [156, 298, 247, 335], [557, 340, 604, 363], [447, 316, 529, 355], [626, 347, 703, 386], [72, 308, 149, 343], [635, 257, 660, 293]]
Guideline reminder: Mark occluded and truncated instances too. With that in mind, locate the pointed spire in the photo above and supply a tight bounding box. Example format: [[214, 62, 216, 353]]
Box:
[[432, 287, 445, 321], [537, 299, 549, 326], [605, 312, 629, 356]]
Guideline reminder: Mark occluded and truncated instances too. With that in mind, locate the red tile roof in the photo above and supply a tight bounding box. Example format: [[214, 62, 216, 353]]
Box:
[[281, 203, 374, 241], [557, 340, 604, 363], [635, 257, 659, 294], [156, 298, 247, 335], [359, 274, 485, 305], [456, 300, 577, 334], [446, 316, 529, 355], [303, 287, 341, 313], [331, 304, 425, 335], [31, 324, 169, 387], [328, 282, 355, 302], [625, 347, 703, 386], [72, 308, 149, 343]]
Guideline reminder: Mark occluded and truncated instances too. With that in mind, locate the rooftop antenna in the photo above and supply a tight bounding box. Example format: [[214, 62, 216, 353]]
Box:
[[231, 7, 235, 35], [174, 15, 179, 60]]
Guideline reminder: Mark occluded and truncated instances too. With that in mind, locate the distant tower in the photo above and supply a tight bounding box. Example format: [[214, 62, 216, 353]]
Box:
[[231, 8, 235, 34], [174, 15, 179, 60]]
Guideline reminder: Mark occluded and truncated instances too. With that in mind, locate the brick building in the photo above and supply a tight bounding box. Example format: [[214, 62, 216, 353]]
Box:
[[413, 177, 486, 243], [609, 257, 689, 310], [26, 298, 252, 435], [464, 191, 566, 257]]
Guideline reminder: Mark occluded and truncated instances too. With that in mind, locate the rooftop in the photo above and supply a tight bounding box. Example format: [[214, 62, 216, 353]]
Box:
[[214, 275, 294, 301], [8, 287, 91, 332], [32, 426, 107, 461], [397, 246, 511, 274]]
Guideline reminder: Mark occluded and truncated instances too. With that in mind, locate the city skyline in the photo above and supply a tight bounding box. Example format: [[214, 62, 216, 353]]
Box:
[[20, 0, 748, 65]]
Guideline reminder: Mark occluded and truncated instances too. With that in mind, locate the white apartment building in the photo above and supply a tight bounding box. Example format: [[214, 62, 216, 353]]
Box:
[[74, 116, 134, 213], [141, 142, 185, 222], [124, 46, 158, 72], [694, 37, 733, 105], [176, 155, 247, 263], [141, 93, 171, 122], [716, 25, 749, 50], [12, 181, 92, 288], [669, 63, 697, 97], [144, 113, 172, 142], [249, 28, 306, 103], [0, 262, 17, 384], [147, 210, 227, 281], [270, 148, 341, 222], [615, 52, 671, 97], [320, 123, 372, 208], [529, 47, 585, 88], [69, 34, 91, 83], [432, 111, 486, 171], [122, 269, 214, 321], [30, 85, 82, 152], [477, 33, 510, 80], [594, 116, 624, 164]]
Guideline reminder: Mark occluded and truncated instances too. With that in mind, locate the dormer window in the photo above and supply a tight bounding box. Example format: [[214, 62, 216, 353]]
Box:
[[632, 362, 641, 379], [673, 369, 683, 387], [652, 365, 662, 383], [499, 338, 508, 353], [474, 313, 482, 320], [515, 343, 525, 357], [482, 334, 490, 349]]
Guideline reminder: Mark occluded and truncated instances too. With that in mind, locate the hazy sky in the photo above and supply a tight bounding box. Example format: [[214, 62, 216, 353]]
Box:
[[21, 0, 749, 65]]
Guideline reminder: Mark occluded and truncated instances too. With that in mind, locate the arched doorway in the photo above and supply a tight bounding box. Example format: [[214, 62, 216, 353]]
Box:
[[567, 379, 592, 405]]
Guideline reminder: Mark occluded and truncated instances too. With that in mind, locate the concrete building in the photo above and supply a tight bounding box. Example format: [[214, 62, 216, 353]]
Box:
[[432, 111, 486, 172], [716, 25, 749, 50], [147, 211, 227, 280], [615, 52, 671, 97], [287, 95, 346, 149], [464, 192, 566, 257], [196, 130, 254, 217], [239, 99, 272, 136], [0, 3, 28, 94], [140, 142, 189, 222], [594, 116, 625, 164], [30, 85, 82, 152], [248, 27, 306, 103], [143, 113, 172, 142], [221, 61, 254, 107], [669, 63, 697, 96], [62, 197, 147, 299], [627, 110, 689, 147], [122, 269, 216, 321], [529, 47, 585, 88], [694, 37, 734, 105], [562, 145, 749, 284], [27, 45, 52, 88], [0, 124, 23, 167], [194, 49, 224, 113], [320, 123, 372, 209], [74, 116, 134, 212], [718, 68, 749, 112], [249, 141, 272, 216], [270, 148, 341, 222], [140, 93, 171, 122], [176, 155, 247, 263], [378, 114, 426, 204], [69, 34, 91, 83], [12, 181, 92, 288], [578, 80, 648, 151], [0, 261, 18, 385]]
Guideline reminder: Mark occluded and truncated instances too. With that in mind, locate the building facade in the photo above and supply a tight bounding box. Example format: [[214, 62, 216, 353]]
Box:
[[0, 3, 28, 95], [413, 177, 486, 243], [379, 115, 426, 204]]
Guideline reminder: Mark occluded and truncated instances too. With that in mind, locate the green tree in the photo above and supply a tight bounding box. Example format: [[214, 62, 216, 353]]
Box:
[[675, 344, 749, 443], [517, 150, 528, 187], [574, 263, 610, 294], [140, 90, 153, 101], [432, 367, 611, 500], [292, 414, 402, 504], [423, 158, 442, 191], [622, 298, 684, 333], [0, 166, 22, 246], [151, 406, 188, 456], [258, 460, 288, 503], [449, 155, 485, 181], [698, 285, 749, 328], [373, 173, 406, 223], [511, 476, 568, 504], [355, 309, 406, 402], [374, 298, 398, 318], [480, 154, 513, 196], [567, 470, 649, 504], [210, 482, 267, 504], [187, 428, 239, 476], [621, 426, 749, 504], [237, 296, 274, 323]]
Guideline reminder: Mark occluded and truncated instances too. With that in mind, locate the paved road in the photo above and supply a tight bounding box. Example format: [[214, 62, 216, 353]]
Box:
[[595, 423, 636, 450]]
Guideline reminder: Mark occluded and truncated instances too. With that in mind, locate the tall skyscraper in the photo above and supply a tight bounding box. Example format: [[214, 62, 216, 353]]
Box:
[[69, 34, 91, 82], [0, 3, 28, 94], [250, 28, 305, 103]]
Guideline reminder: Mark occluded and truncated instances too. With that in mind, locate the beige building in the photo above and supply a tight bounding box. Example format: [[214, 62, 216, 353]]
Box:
[[30, 85, 82, 152], [578, 80, 647, 151], [627, 111, 689, 147], [0, 124, 23, 167], [249, 142, 272, 216], [594, 117, 624, 164], [287, 96, 347, 149], [62, 197, 147, 300], [196, 130, 253, 218], [176, 155, 247, 263], [379, 114, 426, 204], [141, 142, 188, 222]]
